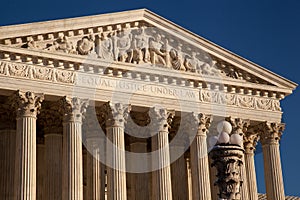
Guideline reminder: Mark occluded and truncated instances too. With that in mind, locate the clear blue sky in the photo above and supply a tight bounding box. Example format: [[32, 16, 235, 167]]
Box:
[[1, 0, 299, 197]]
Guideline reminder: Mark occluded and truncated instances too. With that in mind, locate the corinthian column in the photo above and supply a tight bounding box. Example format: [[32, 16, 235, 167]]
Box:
[[84, 108, 106, 200], [170, 118, 188, 200], [185, 113, 212, 200], [12, 90, 44, 200], [100, 102, 131, 200], [244, 132, 259, 200], [185, 154, 193, 200], [39, 104, 63, 200], [259, 122, 285, 200], [60, 96, 89, 200], [149, 107, 174, 200], [226, 117, 250, 200]]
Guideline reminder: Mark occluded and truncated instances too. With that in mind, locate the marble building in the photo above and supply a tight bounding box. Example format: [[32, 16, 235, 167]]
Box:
[[0, 9, 298, 200]]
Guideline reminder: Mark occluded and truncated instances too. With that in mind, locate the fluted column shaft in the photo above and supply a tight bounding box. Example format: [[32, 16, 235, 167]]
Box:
[[149, 107, 174, 200], [152, 130, 173, 200], [260, 122, 285, 200], [170, 145, 188, 200], [101, 102, 131, 200], [244, 133, 259, 200], [185, 156, 193, 200], [262, 143, 285, 200], [86, 137, 106, 200], [106, 126, 127, 200], [190, 133, 212, 200], [12, 91, 44, 200], [45, 133, 62, 200], [240, 155, 250, 199], [186, 113, 212, 200], [61, 97, 89, 200], [62, 118, 83, 200]]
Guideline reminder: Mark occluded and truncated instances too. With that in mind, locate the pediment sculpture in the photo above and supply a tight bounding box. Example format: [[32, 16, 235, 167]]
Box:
[[19, 25, 227, 78]]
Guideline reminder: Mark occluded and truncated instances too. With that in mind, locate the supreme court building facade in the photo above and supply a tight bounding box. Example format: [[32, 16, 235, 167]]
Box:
[[0, 9, 298, 200]]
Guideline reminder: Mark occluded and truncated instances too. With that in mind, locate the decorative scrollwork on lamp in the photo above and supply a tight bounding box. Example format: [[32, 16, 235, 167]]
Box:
[[209, 120, 244, 200]]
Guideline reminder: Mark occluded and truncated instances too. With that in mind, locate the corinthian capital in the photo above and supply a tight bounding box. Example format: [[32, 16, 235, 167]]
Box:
[[182, 112, 212, 137], [148, 107, 174, 132], [226, 117, 250, 135], [198, 113, 213, 135], [11, 90, 44, 118], [243, 132, 259, 154], [59, 96, 89, 122], [258, 122, 285, 145], [99, 102, 131, 127]]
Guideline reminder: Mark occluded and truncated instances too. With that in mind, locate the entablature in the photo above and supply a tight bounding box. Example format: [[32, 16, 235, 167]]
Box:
[[0, 45, 292, 97]]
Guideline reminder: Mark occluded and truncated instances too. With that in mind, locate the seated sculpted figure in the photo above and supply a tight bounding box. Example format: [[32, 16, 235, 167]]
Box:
[[169, 47, 186, 71], [149, 34, 166, 66]]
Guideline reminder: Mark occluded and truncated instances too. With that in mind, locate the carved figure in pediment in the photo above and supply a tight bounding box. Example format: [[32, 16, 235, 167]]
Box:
[[22, 39, 41, 50], [131, 26, 150, 64], [184, 52, 212, 74], [149, 34, 167, 66], [169, 46, 186, 71], [44, 36, 76, 54], [77, 34, 95, 55], [96, 32, 114, 61], [114, 28, 132, 62]]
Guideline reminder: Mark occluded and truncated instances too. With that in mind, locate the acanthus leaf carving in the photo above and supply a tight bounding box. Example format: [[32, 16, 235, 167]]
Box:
[[243, 132, 259, 153], [98, 102, 131, 128], [10, 90, 44, 117], [59, 96, 89, 122], [225, 117, 250, 136], [148, 107, 174, 133], [258, 122, 285, 145]]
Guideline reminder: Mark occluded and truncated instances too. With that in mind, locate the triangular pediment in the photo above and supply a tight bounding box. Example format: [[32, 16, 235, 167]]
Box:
[[0, 9, 297, 95]]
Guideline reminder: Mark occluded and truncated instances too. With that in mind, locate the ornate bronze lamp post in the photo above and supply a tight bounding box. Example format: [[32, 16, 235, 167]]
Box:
[[209, 121, 244, 200]]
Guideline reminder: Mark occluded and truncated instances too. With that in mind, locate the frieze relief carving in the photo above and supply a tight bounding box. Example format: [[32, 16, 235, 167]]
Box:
[[0, 60, 76, 84], [4, 22, 270, 85], [199, 89, 281, 111]]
